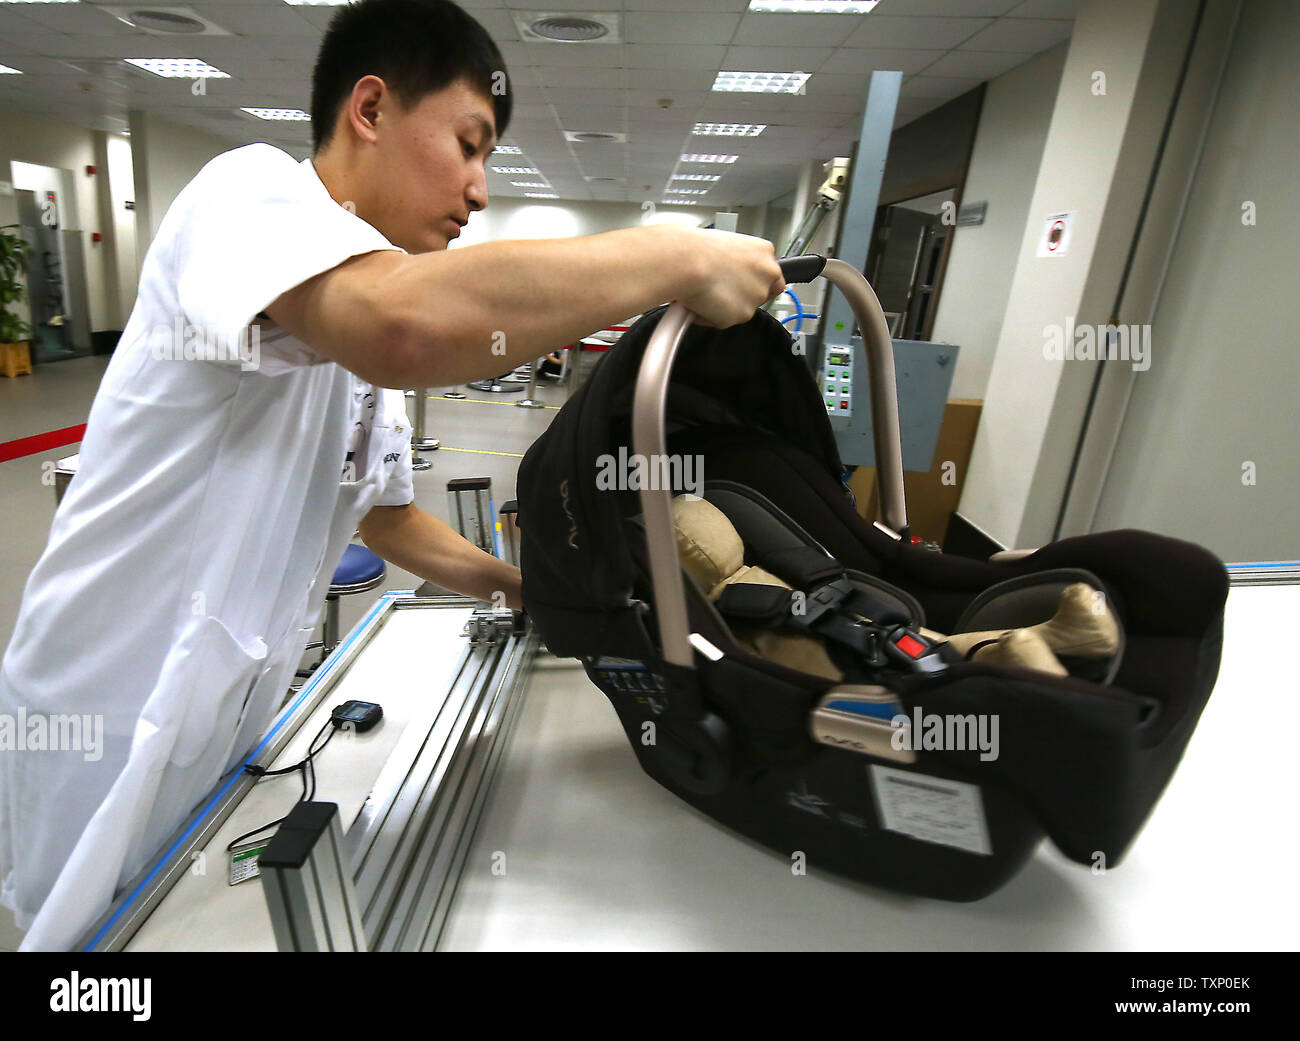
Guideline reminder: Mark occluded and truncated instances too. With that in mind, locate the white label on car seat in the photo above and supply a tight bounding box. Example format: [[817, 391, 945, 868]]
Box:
[[869, 766, 992, 856]]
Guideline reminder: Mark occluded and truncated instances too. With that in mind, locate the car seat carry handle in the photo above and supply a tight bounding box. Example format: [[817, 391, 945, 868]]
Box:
[[634, 255, 907, 669], [779, 254, 827, 284]]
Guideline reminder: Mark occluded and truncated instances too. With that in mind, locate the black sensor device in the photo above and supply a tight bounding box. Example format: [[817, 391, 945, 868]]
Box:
[[330, 700, 383, 733]]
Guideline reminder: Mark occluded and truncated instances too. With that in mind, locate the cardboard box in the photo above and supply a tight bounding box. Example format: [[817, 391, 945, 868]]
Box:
[[848, 399, 983, 543]]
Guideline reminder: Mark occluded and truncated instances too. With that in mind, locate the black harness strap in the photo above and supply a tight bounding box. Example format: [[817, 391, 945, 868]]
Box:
[[714, 575, 953, 677]]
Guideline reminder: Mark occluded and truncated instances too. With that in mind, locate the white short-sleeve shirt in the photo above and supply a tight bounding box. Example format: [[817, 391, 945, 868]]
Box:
[[0, 143, 416, 949]]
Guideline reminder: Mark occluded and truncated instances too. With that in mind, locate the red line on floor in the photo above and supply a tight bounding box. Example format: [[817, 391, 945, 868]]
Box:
[[0, 424, 87, 463]]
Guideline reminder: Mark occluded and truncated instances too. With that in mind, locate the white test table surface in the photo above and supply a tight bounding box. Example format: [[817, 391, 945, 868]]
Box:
[[127, 584, 1300, 952]]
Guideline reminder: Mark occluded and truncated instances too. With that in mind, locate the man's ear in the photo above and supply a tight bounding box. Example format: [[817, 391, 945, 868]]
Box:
[[347, 75, 387, 144]]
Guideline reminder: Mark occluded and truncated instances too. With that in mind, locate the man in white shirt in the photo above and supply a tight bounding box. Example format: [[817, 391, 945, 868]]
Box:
[[0, 0, 784, 950]]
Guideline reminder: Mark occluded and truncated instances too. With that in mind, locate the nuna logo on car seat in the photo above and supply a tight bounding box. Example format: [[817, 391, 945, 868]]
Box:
[[594, 448, 704, 498]]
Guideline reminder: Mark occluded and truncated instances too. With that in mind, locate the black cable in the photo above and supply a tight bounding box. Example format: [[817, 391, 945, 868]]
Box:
[[224, 719, 337, 852]]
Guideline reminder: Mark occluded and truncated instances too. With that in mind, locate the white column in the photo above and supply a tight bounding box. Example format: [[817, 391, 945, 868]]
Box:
[[957, 0, 1204, 549]]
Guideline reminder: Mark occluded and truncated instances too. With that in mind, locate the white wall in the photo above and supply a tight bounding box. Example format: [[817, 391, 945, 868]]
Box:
[[1091, 0, 1300, 561], [958, 0, 1197, 550], [930, 45, 1066, 400], [451, 195, 708, 248], [106, 134, 138, 326], [0, 110, 118, 333], [129, 111, 240, 262]]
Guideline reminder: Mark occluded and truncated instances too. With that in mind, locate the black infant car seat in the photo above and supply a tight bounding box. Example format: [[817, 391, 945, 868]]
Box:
[[517, 256, 1228, 901]]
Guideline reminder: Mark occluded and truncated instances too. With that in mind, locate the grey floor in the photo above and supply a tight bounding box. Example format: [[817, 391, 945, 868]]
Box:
[[0, 356, 571, 950]]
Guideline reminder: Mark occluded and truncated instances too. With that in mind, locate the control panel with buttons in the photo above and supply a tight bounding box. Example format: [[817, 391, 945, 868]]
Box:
[[823, 343, 853, 419]]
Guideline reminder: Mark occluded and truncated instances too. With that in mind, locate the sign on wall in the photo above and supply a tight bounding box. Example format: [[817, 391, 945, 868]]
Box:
[[1036, 210, 1075, 258]]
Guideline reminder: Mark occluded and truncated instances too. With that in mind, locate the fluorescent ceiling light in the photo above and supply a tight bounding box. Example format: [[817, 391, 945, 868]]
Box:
[[525, 192, 559, 199], [666, 188, 709, 195], [748, 1, 880, 12], [492, 166, 538, 175], [511, 181, 549, 188], [680, 154, 738, 164], [0, 1, 80, 4], [672, 174, 720, 182], [693, 123, 767, 137], [0, 64, 22, 74], [125, 58, 229, 79], [712, 71, 810, 94], [663, 200, 699, 206], [493, 145, 523, 154], [241, 108, 310, 121], [280, 1, 352, 5]]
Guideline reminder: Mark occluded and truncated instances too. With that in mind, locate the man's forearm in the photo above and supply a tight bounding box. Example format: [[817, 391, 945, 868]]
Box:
[[384, 224, 701, 386], [269, 224, 781, 390], [359, 504, 521, 609]]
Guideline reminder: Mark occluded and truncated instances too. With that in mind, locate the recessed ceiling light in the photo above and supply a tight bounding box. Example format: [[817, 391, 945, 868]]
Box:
[[280, 1, 353, 5], [511, 181, 549, 188], [0, 1, 79, 4], [672, 174, 721, 182], [492, 166, 538, 175], [493, 145, 523, 155], [748, 1, 879, 12], [663, 200, 699, 206], [666, 188, 709, 195], [680, 154, 738, 164], [0, 64, 22, 74], [712, 71, 810, 94], [124, 58, 229, 78], [525, 192, 559, 199], [693, 123, 767, 137], [241, 107, 310, 121]]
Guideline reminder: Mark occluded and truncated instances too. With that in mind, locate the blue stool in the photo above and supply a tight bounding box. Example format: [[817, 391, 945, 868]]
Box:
[[298, 545, 386, 675], [324, 543, 387, 655]]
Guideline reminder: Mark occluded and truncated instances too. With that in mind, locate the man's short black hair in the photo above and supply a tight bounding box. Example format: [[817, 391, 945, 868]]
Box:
[[311, 0, 512, 153]]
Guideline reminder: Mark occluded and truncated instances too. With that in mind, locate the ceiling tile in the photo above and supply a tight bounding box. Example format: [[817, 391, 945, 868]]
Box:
[[552, 104, 625, 127], [180, 4, 319, 36], [731, 12, 868, 48], [922, 49, 1032, 79], [880, 0, 1020, 15], [958, 17, 1073, 51], [819, 47, 946, 75], [1008, 0, 1080, 17], [502, 0, 627, 9], [536, 64, 615, 88], [519, 42, 625, 68], [624, 44, 728, 70], [721, 45, 836, 72], [459, 8, 518, 40], [9, 5, 137, 34], [621, 0, 749, 13], [623, 67, 717, 90], [621, 12, 743, 45], [845, 15, 993, 49], [0, 8, 46, 34]]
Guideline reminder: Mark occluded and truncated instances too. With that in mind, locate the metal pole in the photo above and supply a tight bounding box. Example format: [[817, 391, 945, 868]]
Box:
[[411, 388, 438, 471], [515, 358, 545, 409]]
